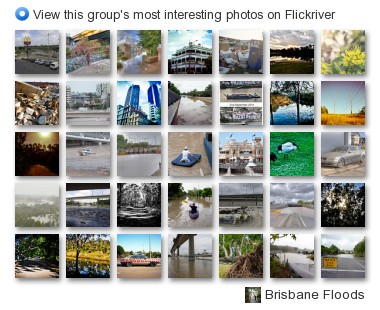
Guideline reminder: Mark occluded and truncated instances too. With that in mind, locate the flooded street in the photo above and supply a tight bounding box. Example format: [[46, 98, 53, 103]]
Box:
[[177, 97, 212, 125], [66, 206, 110, 227], [168, 196, 212, 228], [168, 257, 212, 278], [66, 144, 110, 176], [117, 154, 161, 177]]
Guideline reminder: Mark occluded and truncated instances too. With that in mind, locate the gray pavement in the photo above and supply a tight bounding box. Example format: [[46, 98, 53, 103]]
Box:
[[321, 256, 365, 278], [15, 59, 58, 74]]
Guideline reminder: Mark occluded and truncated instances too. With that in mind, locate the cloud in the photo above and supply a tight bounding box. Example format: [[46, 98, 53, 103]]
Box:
[[321, 234, 365, 250], [220, 29, 263, 41], [169, 234, 212, 254], [219, 183, 263, 195], [15, 30, 59, 46], [270, 30, 314, 49], [274, 234, 314, 250], [168, 30, 212, 57], [270, 183, 314, 203], [120, 132, 161, 145]]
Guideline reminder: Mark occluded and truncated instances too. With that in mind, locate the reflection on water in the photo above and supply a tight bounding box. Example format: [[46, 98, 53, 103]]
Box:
[[221, 87, 263, 102], [278, 252, 314, 264], [271, 102, 314, 125], [178, 97, 212, 125], [168, 257, 212, 278], [270, 56, 314, 62], [117, 154, 161, 177], [168, 196, 212, 228], [66, 258, 110, 278]]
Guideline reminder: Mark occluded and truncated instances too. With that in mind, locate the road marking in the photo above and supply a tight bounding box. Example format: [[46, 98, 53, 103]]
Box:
[[351, 259, 365, 269]]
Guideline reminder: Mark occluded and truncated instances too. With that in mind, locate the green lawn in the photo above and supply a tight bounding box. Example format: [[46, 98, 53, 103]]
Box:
[[270, 62, 314, 74], [270, 132, 314, 176]]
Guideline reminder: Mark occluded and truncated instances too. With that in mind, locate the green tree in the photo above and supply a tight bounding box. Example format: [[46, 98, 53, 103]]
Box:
[[139, 30, 161, 56], [117, 245, 125, 258], [354, 238, 365, 257], [168, 81, 181, 95]]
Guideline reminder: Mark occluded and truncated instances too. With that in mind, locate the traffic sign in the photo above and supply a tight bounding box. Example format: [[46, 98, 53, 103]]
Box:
[[323, 257, 338, 268]]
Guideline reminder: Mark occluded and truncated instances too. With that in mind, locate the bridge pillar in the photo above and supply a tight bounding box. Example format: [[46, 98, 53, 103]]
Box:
[[98, 142, 102, 146], [176, 248, 179, 257], [189, 235, 195, 261]]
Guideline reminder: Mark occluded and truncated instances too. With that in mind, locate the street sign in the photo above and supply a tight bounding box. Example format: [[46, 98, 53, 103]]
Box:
[[323, 257, 338, 268]]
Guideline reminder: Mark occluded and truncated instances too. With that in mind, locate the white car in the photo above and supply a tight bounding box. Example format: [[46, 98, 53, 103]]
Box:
[[50, 62, 59, 70]]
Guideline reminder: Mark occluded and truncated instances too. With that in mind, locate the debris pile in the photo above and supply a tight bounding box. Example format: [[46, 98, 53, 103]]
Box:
[[226, 242, 263, 278], [15, 81, 59, 125]]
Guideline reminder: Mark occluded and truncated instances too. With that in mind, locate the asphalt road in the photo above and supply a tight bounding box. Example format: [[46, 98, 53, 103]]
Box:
[[117, 264, 161, 278], [15, 59, 59, 74], [321, 256, 365, 278]]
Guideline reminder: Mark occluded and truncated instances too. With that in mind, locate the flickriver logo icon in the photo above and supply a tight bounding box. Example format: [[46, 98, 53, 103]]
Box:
[[15, 7, 29, 21]]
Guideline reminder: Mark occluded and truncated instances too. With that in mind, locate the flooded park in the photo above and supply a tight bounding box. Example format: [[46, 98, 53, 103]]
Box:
[[66, 258, 110, 278]]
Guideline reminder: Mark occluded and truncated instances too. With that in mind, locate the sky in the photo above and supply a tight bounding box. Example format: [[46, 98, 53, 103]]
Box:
[[15, 183, 59, 196], [120, 132, 161, 145], [117, 81, 161, 116], [270, 30, 314, 49], [219, 183, 263, 195], [22, 132, 59, 145], [219, 132, 263, 147], [67, 81, 110, 93], [181, 183, 211, 192], [321, 234, 365, 251], [270, 183, 314, 203], [170, 81, 211, 93], [321, 81, 365, 114], [168, 30, 212, 58], [272, 234, 314, 250], [168, 234, 212, 255], [15, 30, 59, 47], [66, 189, 110, 198], [118, 234, 161, 253], [219, 29, 263, 41]]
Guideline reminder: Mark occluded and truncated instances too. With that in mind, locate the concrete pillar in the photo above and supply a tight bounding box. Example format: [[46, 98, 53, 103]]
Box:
[[176, 248, 179, 257], [189, 235, 195, 261]]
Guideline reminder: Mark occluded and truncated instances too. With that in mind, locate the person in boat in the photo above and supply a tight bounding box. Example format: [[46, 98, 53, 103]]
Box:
[[189, 203, 198, 214], [180, 146, 198, 163]]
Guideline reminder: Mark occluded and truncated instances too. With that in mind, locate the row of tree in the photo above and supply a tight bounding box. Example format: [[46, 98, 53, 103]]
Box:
[[321, 105, 365, 115], [168, 183, 212, 199], [117, 134, 154, 149], [168, 82, 212, 97], [117, 245, 161, 258], [270, 44, 314, 61]]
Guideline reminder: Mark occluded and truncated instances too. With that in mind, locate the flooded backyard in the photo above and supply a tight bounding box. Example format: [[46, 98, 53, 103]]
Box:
[[168, 196, 212, 228], [177, 97, 212, 125]]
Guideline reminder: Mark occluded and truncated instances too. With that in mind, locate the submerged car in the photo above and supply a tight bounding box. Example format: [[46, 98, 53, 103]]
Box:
[[120, 254, 160, 267], [321, 145, 364, 168]]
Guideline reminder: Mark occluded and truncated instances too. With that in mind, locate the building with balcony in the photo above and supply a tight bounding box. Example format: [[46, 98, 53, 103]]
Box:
[[169, 41, 212, 74], [219, 136, 263, 166]]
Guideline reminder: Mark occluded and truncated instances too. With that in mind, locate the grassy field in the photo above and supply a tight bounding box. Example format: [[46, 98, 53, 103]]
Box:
[[270, 132, 314, 176], [66, 251, 110, 262], [270, 62, 314, 74], [321, 113, 365, 125], [219, 264, 231, 278]]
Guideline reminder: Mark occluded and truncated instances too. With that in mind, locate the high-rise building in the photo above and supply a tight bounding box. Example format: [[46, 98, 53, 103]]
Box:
[[96, 83, 111, 109], [66, 86, 72, 107], [125, 84, 140, 109], [147, 84, 161, 108]]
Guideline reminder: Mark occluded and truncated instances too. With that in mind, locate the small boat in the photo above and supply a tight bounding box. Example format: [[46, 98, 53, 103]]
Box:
[[78, 148, 96, 156], [189, 210, 199, 219], [224, 93, 261, 100]]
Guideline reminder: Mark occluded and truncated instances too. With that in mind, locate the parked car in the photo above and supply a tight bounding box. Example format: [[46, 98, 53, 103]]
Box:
[[321, 145, 364, 168], [50, 61, 59, 70], [120, 254, 160, 267], [44, 60, 51, 66]]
